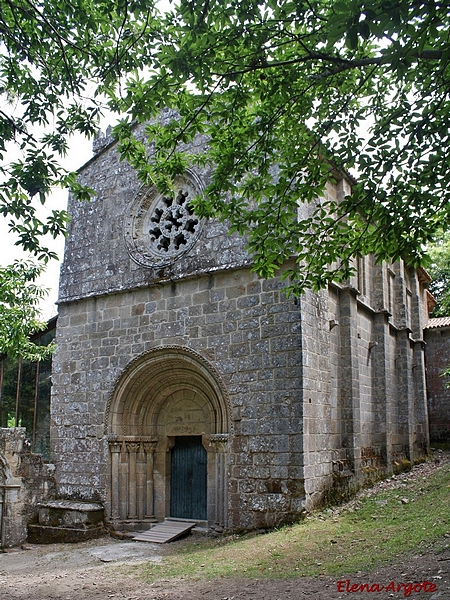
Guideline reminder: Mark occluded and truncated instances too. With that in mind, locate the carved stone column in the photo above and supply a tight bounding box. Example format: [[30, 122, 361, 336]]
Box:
[[136, 443, 145, 521], [209, 434, 229, 529], [143, 440, 158, 520], [108, 437, 122, 520], [126, 441, 140, 519]]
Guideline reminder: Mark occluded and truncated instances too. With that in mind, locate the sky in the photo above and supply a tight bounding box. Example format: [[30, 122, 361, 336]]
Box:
[[0, 0, 175, 324], [0, 132, 94, 321]]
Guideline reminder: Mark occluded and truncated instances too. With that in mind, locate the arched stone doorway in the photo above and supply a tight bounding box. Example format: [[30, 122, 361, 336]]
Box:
[[106, 347, 230, 532]]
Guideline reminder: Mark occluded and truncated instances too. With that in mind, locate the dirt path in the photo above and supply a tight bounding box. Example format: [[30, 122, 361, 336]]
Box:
[[1, 455, 449, 600], [1, 537, 449, 600]]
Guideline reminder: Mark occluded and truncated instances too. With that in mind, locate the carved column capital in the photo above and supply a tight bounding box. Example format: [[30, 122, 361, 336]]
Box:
[[143, 441, 158, 454], [125, 441, 140, 453], [165, 437, 176, 452], [108, 441, 122, 453], [209, 433, 229, 452]]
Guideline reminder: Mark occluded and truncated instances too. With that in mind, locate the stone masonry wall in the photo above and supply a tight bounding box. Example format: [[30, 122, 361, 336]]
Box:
[[425, 326, 450, 442], [316, 256, 430, 501], [299, 288, 333, 510], [52, 265, 306, 530], [54, 124, 322, 530], [59, 123, 250, 305], [52, 124, 431, 531], [0, 428, 56, 548]]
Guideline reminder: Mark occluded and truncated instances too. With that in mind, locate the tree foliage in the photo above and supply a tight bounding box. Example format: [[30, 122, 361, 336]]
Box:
[[0, 0, 161, 260], [0, 0, 159, 355], [110, 0, 450, 293], [427, 233, 450, 318], [0, 261, 53, 359], [1, 0, 450, 355]]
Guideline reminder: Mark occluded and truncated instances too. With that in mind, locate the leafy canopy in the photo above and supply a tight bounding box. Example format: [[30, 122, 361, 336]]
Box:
[[0, 261, 53, 360], [0, 0, 161, 261], [1, 0, 450, 357], [0, 0, 159, 355], [427, 233, 450, 318], [110, 0, 450, 293]]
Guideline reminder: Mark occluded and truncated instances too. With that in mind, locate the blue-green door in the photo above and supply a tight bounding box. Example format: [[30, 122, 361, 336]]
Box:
[[170, 436, 207, 520]]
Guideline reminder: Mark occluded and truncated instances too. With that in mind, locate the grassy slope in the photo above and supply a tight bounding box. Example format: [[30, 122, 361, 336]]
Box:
[[136, 462, 450, 582]]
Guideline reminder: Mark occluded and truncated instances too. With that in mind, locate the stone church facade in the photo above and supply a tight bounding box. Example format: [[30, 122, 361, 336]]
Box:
[[51, 126, 430, 533]]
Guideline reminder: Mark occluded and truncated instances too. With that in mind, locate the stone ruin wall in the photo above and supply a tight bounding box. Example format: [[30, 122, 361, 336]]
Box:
[[0, 428, 56, 548]]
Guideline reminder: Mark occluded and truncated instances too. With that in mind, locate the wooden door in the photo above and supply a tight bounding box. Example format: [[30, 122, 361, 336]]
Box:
[[170, 436, 207, 520]]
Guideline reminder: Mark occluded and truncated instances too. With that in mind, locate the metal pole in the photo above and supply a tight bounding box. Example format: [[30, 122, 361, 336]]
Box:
[[14, 357, 22, 428], [32, 361, 40, 452]]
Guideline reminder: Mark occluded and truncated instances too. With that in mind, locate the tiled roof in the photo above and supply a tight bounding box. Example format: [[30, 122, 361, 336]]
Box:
[[425, 317, 450, 329]]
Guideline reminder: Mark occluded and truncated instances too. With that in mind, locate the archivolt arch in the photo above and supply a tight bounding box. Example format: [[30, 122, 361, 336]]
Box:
[[105, 346, 230, 528], [106, 346, 231, 436]]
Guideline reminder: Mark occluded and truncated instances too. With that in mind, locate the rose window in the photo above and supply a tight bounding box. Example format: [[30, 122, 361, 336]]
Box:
[[148, 190, 199, 256], [124, 173, 203, 268]]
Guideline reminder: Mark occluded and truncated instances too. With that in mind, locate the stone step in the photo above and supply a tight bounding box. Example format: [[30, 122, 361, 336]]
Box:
[[28, 523, 105, 544], [27, 499, 105, 544], [37, 500, 104, 528]]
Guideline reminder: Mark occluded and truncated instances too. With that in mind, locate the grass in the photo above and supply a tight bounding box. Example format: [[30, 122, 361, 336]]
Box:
[[135, 462, 450, 582]]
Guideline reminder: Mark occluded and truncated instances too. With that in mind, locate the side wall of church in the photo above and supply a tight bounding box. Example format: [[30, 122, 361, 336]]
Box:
[[300, 244, 430, 509], [294, 177, 427, 509], [325, 257, 429, 491]]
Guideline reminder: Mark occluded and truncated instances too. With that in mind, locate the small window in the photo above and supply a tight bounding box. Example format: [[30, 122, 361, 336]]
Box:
[[406, 289, 412, 327], [387, 269, 395, 316], [357, 256, 367, 296]]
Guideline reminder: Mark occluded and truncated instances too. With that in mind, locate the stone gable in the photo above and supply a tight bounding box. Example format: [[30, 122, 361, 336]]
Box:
[[59, 127, 250, 304]]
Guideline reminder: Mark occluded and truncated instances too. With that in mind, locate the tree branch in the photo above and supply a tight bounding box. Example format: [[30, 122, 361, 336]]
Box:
[[217, 49, 445, 78]]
